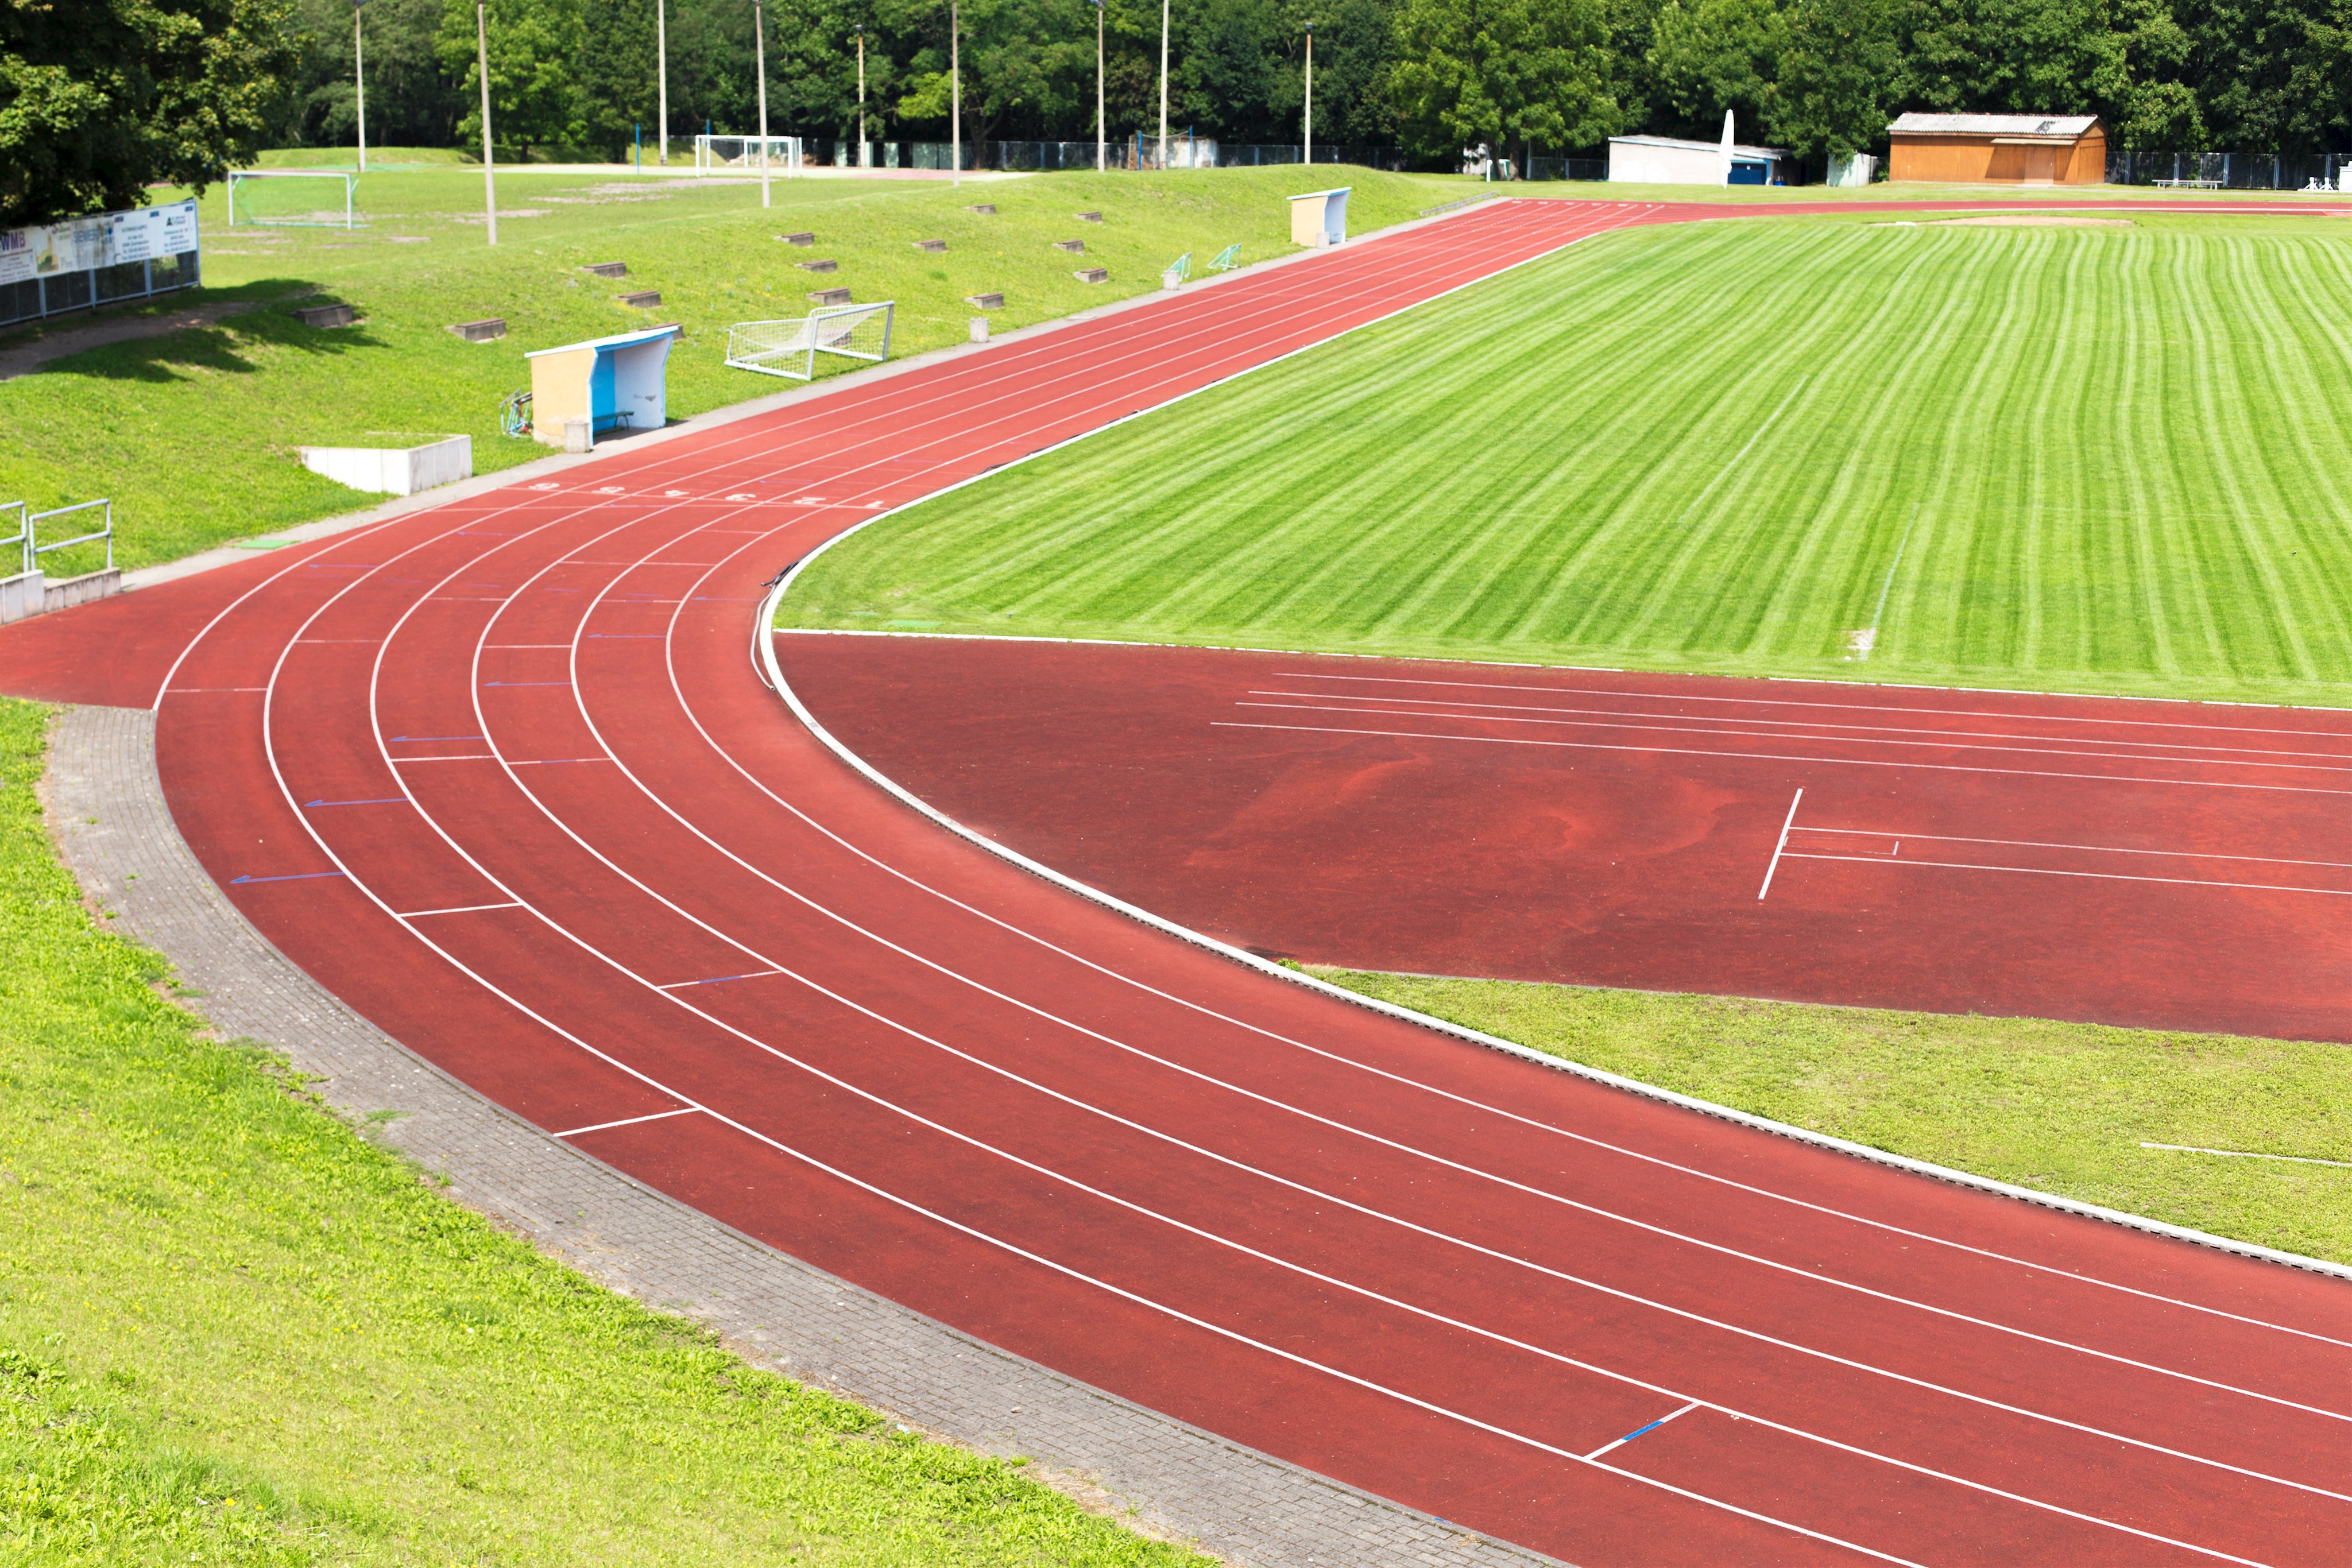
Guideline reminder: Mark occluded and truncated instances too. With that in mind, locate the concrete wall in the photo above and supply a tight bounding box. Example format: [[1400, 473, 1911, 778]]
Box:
[[0, 568, 123, 625], [298, 436, 473, 497], [1608, 141, 1723, 184]]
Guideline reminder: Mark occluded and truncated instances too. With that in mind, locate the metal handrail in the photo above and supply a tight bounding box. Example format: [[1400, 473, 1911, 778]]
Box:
[[1, 502, 26, 578], [29, 499, 114, 574]]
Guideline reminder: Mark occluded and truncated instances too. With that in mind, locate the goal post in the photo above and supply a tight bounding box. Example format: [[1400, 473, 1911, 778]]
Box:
[[693, 134, 804, 176], [725, 301, 895, 381], [228, 171, 362, 229]]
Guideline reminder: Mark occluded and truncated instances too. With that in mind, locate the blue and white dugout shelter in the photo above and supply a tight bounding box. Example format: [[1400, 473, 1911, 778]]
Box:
[[1288, 187, 1351, 247], [525, 324, 680, 449]]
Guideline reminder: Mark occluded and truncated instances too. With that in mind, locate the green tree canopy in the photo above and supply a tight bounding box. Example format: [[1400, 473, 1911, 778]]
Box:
[[436, 0, 586, 156], [1, 0, 300, 227], [1391, 0, 1621, 158]]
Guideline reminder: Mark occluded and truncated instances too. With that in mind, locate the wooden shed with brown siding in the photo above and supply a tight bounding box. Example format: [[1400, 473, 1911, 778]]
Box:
[[1887, 114, 2106, 185]]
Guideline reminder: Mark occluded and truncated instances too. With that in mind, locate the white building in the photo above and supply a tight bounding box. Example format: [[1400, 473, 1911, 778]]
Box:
[[1607, 133, 1794, 186]]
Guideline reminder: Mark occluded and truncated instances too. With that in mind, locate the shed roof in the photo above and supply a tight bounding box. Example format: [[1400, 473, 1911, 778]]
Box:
[[523, 324, 682, 358], [1886, 114, 2098, 139], [1608, 134, 1792, 160]]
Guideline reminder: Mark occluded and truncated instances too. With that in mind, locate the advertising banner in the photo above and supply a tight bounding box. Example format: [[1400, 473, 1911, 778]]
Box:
[[0, 199, 200, 285]]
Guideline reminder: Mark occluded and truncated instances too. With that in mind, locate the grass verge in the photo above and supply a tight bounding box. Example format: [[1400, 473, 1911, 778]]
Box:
[[0, 164, 1450, 576], [0, 695, 1205, 1566], [1309, 965, 2352, 1266], [782, 208, 2352, 711]]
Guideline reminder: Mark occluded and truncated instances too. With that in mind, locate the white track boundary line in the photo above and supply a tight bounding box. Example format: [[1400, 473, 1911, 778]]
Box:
[[1783, 851, 2352, 899], [1790, 827, 2352, 872], [1275, 668, 2352, 731], [1243, 687, 2352, 764], [554, 1106, 702, 1138], [1231, 699, 2352, 777], [1211, 718, 2352, 799]]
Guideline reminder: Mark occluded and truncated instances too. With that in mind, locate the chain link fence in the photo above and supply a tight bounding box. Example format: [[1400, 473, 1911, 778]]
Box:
[[796, 137, 1404, 173], [2105, 150, 2352, 190]]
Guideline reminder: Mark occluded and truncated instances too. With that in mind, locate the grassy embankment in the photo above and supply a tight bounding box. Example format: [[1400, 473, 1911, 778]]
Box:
[[0, 162, 1452, 576], [0, 698, 1206, 1566], [783, 208, 2352, 1261]]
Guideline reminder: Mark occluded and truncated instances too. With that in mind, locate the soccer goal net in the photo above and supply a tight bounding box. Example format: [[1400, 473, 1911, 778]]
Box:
[[725, 301, 895, 381], [694, 135, 805, 175], [228, 171, 362, 229]]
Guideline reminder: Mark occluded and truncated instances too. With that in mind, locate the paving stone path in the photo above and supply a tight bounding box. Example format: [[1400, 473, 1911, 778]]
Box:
[[46, 703, 1562, 1568]]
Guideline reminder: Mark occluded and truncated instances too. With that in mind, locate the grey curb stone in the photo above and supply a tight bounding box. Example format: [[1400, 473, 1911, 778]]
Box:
[[45, 703, 1565, 1568]]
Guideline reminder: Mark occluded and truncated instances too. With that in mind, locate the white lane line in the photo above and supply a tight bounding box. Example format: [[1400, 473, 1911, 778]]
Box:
[[1211, 720, 2352, 799], [397, 900, 523, 917], [555, 1106, 702, 1138], [1584, 1400, 1704, 1461], [655, 969, 786, 989], [1782, 851, 2352, 899], [1232, 700, 2352, 778], [2142, 1143, 2352, 1171], [1244, 688, 2352, 766], [1758, 789, 1803, 901], [1274, 671, 2352, 745], [1790, 827, 2352, 874]]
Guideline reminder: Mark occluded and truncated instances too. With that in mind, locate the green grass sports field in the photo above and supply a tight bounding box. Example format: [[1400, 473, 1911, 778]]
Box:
[[784, 210, 2352, 710]]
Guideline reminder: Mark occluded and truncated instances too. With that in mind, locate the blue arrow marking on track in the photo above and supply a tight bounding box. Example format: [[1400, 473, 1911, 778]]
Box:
[[302, 797, 407, 808], [230, 871, 347, 885], [481, 681, 572, 687], [389, 735, 484, 742]]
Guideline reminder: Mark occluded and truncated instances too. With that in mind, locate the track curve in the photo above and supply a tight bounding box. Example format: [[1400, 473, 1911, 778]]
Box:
[[7, 197, 2351, 1566]]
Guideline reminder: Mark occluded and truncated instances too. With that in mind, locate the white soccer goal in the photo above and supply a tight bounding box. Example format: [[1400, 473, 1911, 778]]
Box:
[[694, 135, 804, 176], [228, 170, 362, 229], [725, 301, 895, 381]]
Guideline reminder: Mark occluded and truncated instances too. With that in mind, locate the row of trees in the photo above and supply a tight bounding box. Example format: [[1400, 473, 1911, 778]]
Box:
[[266, 0, 2352, 169], [8, 0, 2352, 226]]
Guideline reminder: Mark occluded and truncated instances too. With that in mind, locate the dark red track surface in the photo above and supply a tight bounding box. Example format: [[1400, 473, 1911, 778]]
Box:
[[779, 636, 2352, 1043], [6, 198, 2350, 1566]]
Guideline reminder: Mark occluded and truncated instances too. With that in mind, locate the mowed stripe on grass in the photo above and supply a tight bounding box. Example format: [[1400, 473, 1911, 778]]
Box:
[[783, 212, 2352, 706]]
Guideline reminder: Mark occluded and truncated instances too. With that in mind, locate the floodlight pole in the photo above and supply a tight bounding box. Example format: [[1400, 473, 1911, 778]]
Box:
[[950, 0, 961, 187], [755, 0, 771, 207], [1094, 0, 1105, 172], [1157, 0, 1169, 170], [856, 25, 867, 166], [354, 2, 368, 173], [477, 2, 497, 244], [1302, 22, 1312, 168], [656, 0, 668, 163]]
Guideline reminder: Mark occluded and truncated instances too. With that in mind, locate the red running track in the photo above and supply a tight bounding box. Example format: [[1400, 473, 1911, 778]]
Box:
[[776, 635, 2352, 1043], [4, 199, 2350, 1566]]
